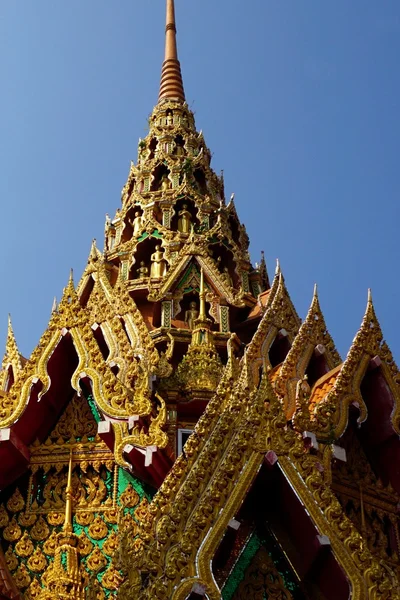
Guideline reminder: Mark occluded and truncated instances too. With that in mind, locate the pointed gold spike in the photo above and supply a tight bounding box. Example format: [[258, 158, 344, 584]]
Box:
[[275, 258, 281, 275], [199, 268, 206, 320], [63, 449, 74, 534], [158, 0, 185, 103]]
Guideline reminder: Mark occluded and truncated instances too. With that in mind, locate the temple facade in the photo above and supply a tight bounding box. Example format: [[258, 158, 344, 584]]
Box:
[[0, 2, 399, 599]]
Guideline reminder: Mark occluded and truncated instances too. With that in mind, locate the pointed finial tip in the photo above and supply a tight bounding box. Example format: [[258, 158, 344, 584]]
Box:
[[313, 283, 318, 297], [368, 288, 373, 303], [275, 258, 281, 274], [158, 0, 185, 102]]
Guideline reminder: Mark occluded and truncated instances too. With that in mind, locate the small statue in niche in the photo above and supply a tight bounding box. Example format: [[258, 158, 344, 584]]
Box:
[[137, 261, 149, 278], [166, 111, 173, 126], [185, 301, 199, 330], [296, 375, 310, 402], [150, 245, 167, 278], [161, 174, 170, 192], [129, 211, 143, 237], [177, 204, 192, 234], [222, 267, 233, 288]]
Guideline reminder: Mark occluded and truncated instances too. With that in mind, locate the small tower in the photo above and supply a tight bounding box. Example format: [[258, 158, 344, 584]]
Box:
[[39, 450, 85, 600]]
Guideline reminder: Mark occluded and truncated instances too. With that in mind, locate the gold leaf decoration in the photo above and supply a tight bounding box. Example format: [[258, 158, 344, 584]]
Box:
[[26, 577, 42, 599], [14, 563, 31, 589], [0, 504, 9, 527], [120, 483, 140, 508], [6, 488, 25, 512], [77, 531, 93, 556], [103, 508, 119, 524], [30, 515, 50, 541], [119, 512, 138, 535], [88, 515, 108, 540], [86, 545, 107, 573], [76, 511, 94, 526], [134, 497, 149, 522], [5, 545, 18, 571], [19, 511, 37, 527], [47, 512, 65, 526], [101, 563, 124, 590], [3, 515, 22, 541], [102, 531, 119, 557], [27, 546, 47, 573], [15, 531, 34, 557], [43, 530, 59, 556]]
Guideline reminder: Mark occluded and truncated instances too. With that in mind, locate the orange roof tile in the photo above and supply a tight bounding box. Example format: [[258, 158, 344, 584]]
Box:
[[310, 364, 342, 406]]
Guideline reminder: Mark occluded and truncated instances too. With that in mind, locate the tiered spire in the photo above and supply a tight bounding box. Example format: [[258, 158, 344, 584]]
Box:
[[158, 0, 185, 103]]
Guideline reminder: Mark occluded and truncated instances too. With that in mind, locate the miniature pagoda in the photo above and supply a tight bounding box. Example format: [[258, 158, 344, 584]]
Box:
[[0, 2, 399, 599]]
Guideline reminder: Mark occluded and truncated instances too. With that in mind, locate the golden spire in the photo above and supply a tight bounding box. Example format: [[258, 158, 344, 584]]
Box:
[[63, 449, 73, 534], [158, 0, 185, 103], [199, 268, 206, 320]]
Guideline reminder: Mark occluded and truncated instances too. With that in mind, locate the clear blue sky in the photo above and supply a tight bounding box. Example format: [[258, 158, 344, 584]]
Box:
[[1, 1, 399, 362]]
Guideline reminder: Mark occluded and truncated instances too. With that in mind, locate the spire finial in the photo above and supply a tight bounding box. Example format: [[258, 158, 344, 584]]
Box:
[[158, 0, 185, 103], [63, 449, 74, 533], [199, 268, 206, 320]]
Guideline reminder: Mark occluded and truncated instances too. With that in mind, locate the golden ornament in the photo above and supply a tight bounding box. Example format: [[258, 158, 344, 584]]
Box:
[[3, 515, 22, 541], [26, 577, 42, 599], [120, 483, 140, 508], [88, 515, 108, 540], [0, 504, 9, 527], [30, 515, 50, 541], [77, 531, 93, 556], [76, 510, 94, 526], [47, 512, 65, 526], [14, 563, 31, 589], [86, 545, 107, 573], [18, 511, 37, 527], [101, 563, 124, 590], [102, 531, 119, 557], [43, 530, 59, 556], [5, 545, 18, 571], [15, 531, 34, 557], [6, 488, 25, 513], [27, 546, 47, 573]]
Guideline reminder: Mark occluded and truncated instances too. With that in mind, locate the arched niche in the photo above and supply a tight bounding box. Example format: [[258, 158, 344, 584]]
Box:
[[193, 168, 207, 195], [305, 345, 330, 387], [172, 292, 203, 330], [171, 198, 199, 232], [125, 175, 136, 198], [122, 206, 144, 243], [211, 461, 350, 600], [208, 242, 238, 287], [129, 236, 165, 280], [268, 329, 292, 368], [149, 137, 158, 160], [151, 164, 170, 192], [173, 134, 185, 157]]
